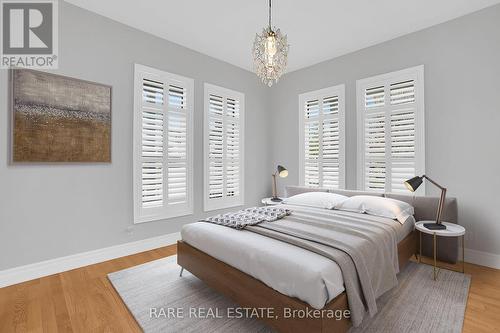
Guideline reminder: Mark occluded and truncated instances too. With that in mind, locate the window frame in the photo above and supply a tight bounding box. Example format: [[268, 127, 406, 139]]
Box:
[[133, 64, 194, 224], [356, 65, 425, 193], [203, 83, 245, 212], [298, 84, 346, 189]]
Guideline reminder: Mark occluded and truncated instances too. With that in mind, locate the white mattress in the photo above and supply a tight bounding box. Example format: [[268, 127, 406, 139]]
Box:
[[181, 209, 414, 309]]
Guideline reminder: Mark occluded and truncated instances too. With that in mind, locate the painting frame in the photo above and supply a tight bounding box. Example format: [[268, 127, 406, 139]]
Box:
[[9, 68, 112, 164]]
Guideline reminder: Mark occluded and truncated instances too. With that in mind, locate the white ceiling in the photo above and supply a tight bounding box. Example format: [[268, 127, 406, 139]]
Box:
[[65, 0, 500, 73]]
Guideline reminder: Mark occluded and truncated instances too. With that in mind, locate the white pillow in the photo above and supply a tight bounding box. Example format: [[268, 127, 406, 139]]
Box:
[[283, 192, 348, 209], [334, 195, 414, 224]]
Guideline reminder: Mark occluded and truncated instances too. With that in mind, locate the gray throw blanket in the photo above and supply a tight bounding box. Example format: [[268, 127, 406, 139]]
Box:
[[201, 206, 291, 230], [246, 204, 400, 327]]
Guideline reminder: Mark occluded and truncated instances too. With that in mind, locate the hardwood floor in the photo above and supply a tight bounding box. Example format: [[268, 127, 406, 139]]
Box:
[[0, 245, 499, 332], [0, 246, 176, 333]]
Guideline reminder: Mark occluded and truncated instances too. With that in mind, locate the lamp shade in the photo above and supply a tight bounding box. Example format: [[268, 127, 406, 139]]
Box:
[[277, 165, 288, 178], [404, 176, 423, 192]]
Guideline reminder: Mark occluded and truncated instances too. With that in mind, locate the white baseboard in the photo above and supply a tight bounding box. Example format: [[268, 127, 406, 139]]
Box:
[[463, 248, 500, 270], [0, 232, 180, 288], [2, 234, 498, 289]]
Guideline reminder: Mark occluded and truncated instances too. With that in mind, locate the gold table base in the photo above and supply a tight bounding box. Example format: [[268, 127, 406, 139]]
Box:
[[418, 231, 465, 280]]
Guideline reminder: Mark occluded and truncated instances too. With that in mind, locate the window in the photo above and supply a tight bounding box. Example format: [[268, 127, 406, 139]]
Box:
[[133, 64, 194, 223], [204, 84, 245, 211], [299, 85, 346, 189], [356, 65, 425, 193]]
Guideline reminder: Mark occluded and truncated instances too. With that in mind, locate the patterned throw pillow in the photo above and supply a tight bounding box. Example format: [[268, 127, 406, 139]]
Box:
[[202, 206, 291, 229]]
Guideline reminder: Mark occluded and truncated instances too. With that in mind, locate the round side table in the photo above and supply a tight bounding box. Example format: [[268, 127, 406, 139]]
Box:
[[261, 197, 283, 206], [415, 221, 466, 280]]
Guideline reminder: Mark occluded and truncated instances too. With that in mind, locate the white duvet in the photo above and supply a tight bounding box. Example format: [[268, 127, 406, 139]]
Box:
[[181, 208, 414, 309]]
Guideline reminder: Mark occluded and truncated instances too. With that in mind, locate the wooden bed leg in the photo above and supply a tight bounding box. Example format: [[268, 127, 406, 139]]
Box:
[[179, 267, 184, 277]]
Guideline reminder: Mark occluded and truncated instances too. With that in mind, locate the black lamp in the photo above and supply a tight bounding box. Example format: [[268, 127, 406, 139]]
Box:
[[271, 165, 288, 202], [404, 175, 447, 230]]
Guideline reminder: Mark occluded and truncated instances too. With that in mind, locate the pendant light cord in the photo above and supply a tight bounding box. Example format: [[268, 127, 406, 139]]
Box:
[[268, 0, 272, 29]]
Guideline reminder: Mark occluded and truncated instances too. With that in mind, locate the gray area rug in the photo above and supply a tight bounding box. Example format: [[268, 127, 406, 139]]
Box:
[[108, 255, 470, 333], [350, 261, 470, 333]]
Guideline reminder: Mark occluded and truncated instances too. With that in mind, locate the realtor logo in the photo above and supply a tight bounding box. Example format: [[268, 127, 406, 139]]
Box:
[[1, 0, 58, 68]]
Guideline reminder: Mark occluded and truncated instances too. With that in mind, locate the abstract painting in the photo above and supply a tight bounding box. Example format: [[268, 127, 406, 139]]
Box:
[[11, 69, 111, 162]]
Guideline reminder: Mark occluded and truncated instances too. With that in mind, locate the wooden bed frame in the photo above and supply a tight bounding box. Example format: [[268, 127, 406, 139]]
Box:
[[177, 230, 417, 333]]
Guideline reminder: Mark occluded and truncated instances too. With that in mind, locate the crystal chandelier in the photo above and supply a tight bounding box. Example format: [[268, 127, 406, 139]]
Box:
[[252, 0, 289, 87]]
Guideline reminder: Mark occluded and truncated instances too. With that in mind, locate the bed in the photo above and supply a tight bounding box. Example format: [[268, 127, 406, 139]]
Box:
[[177, 187, 458, 332]]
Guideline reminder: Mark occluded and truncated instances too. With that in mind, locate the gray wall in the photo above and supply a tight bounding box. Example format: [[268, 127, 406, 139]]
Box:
[[0, 2, 271, 270], [269, 5, 500, 256], [1, 2, 499, 270]]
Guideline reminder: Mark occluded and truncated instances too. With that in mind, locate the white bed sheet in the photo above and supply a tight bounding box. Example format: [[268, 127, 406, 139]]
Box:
[[181, 209, 414, 309]]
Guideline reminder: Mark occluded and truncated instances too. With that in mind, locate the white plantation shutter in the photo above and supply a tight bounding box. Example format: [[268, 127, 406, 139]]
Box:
[[225, 98, 241, 197], [133, 65, 193, 223], [357, 66, 425, 193], [204, 84, 244, 211], [364, 87, 386, 192], [304, 118, 320, 187], [299, 85, 345, 189], [208, 94, 224, 200], [141, 78, 165, 208], [167, 85, 188, 203]]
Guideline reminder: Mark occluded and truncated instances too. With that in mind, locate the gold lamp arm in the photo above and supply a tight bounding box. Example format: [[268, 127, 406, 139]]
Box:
[[422, 175, 447, 224], [422, 175, 446, 190], [271, 173, 278, 199]]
